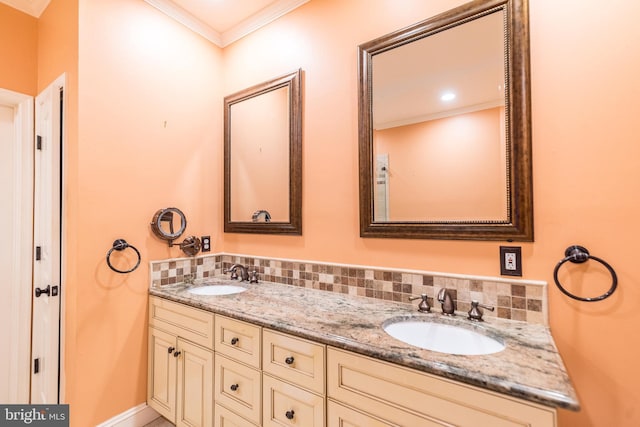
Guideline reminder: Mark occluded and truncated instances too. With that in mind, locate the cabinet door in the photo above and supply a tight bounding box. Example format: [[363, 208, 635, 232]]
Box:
[[263, 374, 325, 427], [148, 327, 177, 422], [176, 338, 213, 427]]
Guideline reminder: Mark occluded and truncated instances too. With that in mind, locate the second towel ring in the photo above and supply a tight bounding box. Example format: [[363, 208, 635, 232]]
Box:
[[553, 245, 617, 302], [106, 239, 141, 274]]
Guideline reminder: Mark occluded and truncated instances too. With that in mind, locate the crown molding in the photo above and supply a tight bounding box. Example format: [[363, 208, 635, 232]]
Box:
[[221, 0, 309, 47], [0, 0, 50, 17], [144, 0, 223, 46], [144, 0, 309, 48]]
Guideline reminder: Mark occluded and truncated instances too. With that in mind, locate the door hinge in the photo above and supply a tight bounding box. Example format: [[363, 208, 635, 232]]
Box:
[[36, 135, 42, 150], [35, 246, 41, 260], [34, 358, 40, 374]]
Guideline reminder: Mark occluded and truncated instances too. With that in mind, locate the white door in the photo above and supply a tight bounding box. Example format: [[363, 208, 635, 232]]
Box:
[[0, 88, 34, 404], [31, 75, 65, 404]]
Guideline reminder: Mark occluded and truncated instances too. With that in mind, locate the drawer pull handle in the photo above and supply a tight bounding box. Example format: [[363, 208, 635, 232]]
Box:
[[230, 337, 239, 345], [285, 410, 295, 420], [230, 384, 239, 392], [167, 347, 175, 354], [285, 356, 295, 365], [173, 351, 181, 358]]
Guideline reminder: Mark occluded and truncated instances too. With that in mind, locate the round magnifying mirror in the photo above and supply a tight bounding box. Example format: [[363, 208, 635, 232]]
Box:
[[151, 207, 187, 241]]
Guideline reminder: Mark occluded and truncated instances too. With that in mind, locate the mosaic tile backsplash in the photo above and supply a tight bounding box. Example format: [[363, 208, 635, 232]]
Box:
[[150, 254, 548, 325]]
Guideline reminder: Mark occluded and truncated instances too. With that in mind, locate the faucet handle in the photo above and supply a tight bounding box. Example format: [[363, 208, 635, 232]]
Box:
[[408, 294, 431, 312], [249, 270, 259, 283], [468, 300, 495, 322], [224, 267, 239, 280]]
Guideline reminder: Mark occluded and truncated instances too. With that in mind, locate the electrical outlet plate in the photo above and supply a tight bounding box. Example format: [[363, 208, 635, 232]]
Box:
[[500, 246, 522, 276], [201, 236, 211, 252]]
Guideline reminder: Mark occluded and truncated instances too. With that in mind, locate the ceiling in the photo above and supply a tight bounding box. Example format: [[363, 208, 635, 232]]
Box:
[[0, 0, 309, 47], [373, 10, 505, 129]]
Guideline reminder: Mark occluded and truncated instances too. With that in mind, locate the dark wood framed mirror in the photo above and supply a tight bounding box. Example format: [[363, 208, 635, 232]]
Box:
[[358, 0, 533, 241], [224, 69, 302, 235]]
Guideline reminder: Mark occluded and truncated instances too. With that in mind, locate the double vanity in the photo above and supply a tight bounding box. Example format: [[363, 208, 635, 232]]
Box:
[[147, 277, 578, 427], [146, 0, 573, 424]]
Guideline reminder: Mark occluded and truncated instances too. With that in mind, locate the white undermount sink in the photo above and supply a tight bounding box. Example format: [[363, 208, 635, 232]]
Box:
[[383, 319, 505, 356], [187, 285, 247, 296]]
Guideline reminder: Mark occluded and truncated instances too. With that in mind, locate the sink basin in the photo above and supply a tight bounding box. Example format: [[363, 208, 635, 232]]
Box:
[[383, 319, 505, 356], [187, 285, 247, 296]]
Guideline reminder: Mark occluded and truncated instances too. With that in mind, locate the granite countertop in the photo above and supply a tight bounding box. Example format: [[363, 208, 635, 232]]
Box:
[[149, 278, 579, 411]]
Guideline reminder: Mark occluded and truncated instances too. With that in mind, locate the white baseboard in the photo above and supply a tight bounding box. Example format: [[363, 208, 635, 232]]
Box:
[[96, 403, 161, 427]]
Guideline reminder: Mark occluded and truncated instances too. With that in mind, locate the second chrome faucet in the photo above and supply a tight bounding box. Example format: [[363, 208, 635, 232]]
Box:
[[411, 288, 495, 322], [225, 264, 249, 281]]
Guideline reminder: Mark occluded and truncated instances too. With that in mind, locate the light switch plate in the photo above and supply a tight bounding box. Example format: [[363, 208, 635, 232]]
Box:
[[500, 246, 522, 276]]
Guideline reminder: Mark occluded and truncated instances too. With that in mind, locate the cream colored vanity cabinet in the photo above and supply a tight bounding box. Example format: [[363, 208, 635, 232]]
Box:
[[214, 315, 263, 426], [262, 330, 326, 427], [148, 297, 560, 427], [327, 347, 557, 427], [148, 296, 215, 427]]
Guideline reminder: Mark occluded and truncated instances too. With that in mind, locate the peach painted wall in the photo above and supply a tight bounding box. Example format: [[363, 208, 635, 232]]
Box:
[[70, 0, 222, 424], [222, 0, 640, 426], [14, 0, 640, 425], [0, 3, 37, 95], [374, 107, 506, 221]]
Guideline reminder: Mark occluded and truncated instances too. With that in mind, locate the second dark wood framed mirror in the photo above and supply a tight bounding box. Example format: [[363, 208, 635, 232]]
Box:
[[224, 69, 302, 235], [358, 0, 533, 241]]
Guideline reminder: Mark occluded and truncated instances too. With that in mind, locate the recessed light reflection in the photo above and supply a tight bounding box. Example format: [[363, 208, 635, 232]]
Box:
[[441, 92, 456, 101]]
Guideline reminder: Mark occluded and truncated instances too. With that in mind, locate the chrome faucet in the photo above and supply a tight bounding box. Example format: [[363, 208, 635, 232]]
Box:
[[437, 288, 456, 315], [225, 264, 249, 281]]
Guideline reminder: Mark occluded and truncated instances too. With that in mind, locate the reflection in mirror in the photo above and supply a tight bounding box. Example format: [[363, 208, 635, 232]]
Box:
[[150, 207, 187, 240], [150, 207, 202, 257], [224, 70, 302, 235], [230, 86, 289, 222], [359, 0, 533, 240], [373, 10, 507, 222]]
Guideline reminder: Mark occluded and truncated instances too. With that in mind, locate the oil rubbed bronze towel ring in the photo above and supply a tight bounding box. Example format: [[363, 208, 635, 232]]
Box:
[[553, 245, 617, 302], [106, 239, 141, 274]]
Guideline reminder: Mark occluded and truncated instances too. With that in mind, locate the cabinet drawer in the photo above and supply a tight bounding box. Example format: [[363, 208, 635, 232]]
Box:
[[149, 296, 214, 350], [262, 329, 325, 394], [263, 374, 325, 427], [214, 403, 257, 427], [328, 400, 400, 427], [328, 347, 556, 427], [216, 315, 261, 368], [215, 354, 262, 425]]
